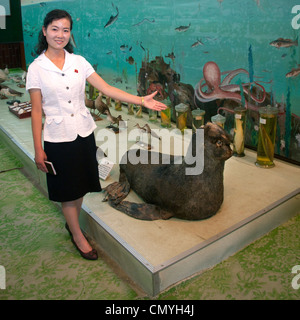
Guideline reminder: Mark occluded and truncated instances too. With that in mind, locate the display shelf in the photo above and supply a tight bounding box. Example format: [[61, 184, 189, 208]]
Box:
[[0, 83, 299, 296]]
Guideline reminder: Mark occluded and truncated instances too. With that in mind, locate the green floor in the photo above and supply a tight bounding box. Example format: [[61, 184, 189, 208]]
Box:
[[0, 138, 299, 300]]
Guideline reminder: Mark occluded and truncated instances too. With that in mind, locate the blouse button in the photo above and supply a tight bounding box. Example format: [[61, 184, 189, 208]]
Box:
[[62, 73, 65, 76], [71, 114, 74, 117], [66, 87, 69, 90], [68, 100, 71, 103]]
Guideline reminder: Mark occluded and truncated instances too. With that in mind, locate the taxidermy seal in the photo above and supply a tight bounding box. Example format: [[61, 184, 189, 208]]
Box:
[[103, 122, 233, 220]]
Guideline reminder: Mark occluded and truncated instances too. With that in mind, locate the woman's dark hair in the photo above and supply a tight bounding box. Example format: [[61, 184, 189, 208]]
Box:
[[35, 9, 74, 55]]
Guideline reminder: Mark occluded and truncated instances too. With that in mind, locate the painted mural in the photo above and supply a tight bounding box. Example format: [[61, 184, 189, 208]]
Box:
[[21, 0, 300, 163]]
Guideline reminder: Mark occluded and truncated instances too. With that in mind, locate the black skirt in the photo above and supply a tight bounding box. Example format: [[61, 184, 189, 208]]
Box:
[[44, 133, 102, 202]]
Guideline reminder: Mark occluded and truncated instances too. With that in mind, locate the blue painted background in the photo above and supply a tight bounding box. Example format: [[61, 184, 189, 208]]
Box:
[[21, 0, 300, 162]]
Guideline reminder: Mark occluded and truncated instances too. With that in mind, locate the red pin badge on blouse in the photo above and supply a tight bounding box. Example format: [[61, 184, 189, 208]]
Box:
[[74, 69, 78, 73]]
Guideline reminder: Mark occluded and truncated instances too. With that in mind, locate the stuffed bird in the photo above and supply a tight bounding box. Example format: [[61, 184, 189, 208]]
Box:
[[0, 85, 23, 97], [134, 123, 161, 140], [94, 93, 109, 115], [104, 109, 123, 126]]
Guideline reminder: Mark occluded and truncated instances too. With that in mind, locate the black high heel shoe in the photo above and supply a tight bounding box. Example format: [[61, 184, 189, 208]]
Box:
[[65, 223, 98, 260], [71, 237, 98, 260]]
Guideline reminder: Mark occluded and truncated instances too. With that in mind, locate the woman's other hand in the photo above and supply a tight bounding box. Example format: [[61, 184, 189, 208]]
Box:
[[34, 149, 48, 173]]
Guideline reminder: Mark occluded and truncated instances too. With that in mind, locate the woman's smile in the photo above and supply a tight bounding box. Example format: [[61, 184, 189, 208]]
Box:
[[43, 18, 71, 51]]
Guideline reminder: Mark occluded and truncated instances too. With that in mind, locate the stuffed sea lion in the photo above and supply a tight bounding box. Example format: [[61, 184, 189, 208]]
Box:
[[103, 122, 232, 220]]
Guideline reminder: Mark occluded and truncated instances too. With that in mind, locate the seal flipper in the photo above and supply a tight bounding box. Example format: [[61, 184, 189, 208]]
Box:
[[103, 170, 174, 220], [108, 201, 174, 221], [103, 179, 130, 205]]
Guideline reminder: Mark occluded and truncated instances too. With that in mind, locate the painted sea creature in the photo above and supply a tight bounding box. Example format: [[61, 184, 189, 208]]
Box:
[[132, 18, 155, 27], [126, 56, 135, 65], [165, 52, 175, 62], [191, 39, 204, 48], [286, 66, 300, 78], [269, 38, 298, 48], [104, 4, 119, 28], [114, 77, 123, 83], [194, 61, 266, 113], [175, 23, 191, 32], [103, 122, 233, 220], [139, 42, 145, 51]]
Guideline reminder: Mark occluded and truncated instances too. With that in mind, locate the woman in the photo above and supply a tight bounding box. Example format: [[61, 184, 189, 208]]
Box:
[[26, 9, 166, 260]]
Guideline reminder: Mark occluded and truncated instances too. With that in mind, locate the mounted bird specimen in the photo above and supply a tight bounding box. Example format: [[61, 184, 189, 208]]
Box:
[[0, 85, 23, 97]]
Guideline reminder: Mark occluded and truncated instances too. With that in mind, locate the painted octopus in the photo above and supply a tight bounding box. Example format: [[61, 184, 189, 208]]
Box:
[[194, 61, 266, 113]]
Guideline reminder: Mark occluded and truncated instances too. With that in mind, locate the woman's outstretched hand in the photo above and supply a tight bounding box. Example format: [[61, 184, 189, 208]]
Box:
[[143, 91, 168, 111]]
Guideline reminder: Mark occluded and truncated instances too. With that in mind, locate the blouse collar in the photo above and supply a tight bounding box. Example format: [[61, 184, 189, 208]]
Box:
[[35, 49, 75, 73]]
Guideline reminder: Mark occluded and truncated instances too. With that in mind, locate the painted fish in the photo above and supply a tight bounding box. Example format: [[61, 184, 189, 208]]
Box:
[[191, 39, 204, 48], [165, 52, 175, 61], [104, 5, 119, 28], [175, 23, 191, 32], [120, 44, 128, 51], [126, 56, 135, 65], [140, 42, 145, 51], [132, 18, 155, 27], [286, 66, 300, 78], [269, 38, 298, 48]]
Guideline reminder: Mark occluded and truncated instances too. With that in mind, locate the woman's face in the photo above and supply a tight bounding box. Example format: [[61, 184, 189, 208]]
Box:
[[43, 18, 71, 52]]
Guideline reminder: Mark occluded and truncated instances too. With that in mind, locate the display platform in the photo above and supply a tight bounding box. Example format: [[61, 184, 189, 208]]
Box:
[[0, 75, 299, 296]]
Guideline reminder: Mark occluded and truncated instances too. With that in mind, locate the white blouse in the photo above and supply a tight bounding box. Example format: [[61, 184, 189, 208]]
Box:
[[26, 50, 97, 143]]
